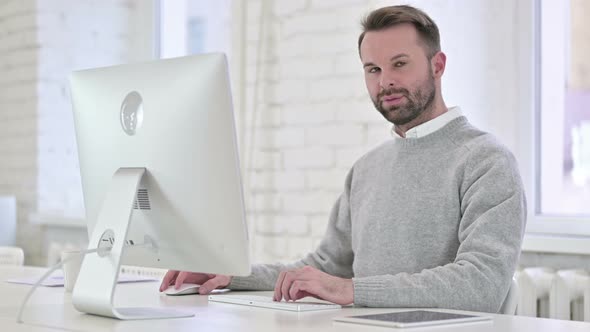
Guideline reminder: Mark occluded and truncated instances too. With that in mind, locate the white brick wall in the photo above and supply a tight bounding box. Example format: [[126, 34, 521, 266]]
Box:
[[35, 0, 151, 221], [0, 0, 528, 268], [0, 0, 154, 265], [0, 0, 40, 264], [241, 0, 522, 264], [283, 147, 334, 169]]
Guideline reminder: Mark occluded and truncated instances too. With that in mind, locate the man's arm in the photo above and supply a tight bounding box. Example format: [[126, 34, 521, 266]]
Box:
[[353, 145, 526, 313], [229, 170, 355, 291]]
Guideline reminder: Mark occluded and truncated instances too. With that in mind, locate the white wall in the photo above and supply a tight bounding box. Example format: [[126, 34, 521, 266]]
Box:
[[0, 0, 527, 266], [241, 0, 522, 264], [0, 0, 154, 265], [35, 0, 155, 220], [0, 0, 41, 263]]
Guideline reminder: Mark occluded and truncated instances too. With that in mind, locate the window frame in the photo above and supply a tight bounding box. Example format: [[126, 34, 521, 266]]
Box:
[[519, 0, 590, 254]]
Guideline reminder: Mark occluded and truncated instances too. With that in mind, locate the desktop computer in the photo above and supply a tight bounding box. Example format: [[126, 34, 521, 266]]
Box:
[[69, 53, 250, 319]]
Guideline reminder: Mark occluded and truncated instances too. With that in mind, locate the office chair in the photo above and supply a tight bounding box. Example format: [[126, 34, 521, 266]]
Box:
[[500, 276, 519, 315], [0, 246, 24, 266]]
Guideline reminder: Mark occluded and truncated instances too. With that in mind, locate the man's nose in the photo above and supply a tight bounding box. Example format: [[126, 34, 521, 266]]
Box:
[[379, 70, 398, 89]]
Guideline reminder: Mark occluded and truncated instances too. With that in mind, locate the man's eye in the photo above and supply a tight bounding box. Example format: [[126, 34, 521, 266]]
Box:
[[394, 61, 406, 67], [368, 67, 380, 73]]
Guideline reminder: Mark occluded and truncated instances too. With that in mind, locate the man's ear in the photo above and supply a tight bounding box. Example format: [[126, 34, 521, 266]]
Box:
[[431, 51, 446, 78]]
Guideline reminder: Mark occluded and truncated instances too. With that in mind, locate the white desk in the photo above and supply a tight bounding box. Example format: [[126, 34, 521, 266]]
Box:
[[1, 266, 589, 332]]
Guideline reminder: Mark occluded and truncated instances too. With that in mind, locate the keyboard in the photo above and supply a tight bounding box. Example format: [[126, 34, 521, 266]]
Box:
[[208, 294, 342, 312]]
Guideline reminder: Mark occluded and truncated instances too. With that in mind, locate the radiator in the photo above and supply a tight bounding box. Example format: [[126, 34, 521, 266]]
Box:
[[516, 267, 590, 321]]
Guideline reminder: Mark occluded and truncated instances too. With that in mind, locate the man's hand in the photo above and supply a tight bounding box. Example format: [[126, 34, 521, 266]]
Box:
[[159, 270, 231, 295], [273, 266, 353, 305]]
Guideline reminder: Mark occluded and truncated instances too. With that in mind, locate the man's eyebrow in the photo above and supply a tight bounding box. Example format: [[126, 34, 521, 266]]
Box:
[[390, 53, 409, 61], [363, 54, 410, 68]]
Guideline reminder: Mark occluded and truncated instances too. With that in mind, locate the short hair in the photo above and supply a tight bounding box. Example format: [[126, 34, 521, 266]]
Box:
[[358, 5, 441, 58]]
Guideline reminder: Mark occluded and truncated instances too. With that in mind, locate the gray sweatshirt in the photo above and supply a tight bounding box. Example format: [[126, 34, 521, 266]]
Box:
[[229, 116, 527, 313]]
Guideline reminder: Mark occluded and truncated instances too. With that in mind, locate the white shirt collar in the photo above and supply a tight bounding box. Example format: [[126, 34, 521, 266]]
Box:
[[391, 106, 463, 139]]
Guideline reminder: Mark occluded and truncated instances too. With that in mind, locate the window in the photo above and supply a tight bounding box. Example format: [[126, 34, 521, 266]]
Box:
[[522, 0, 590, 253], [157, 0, 232, 59], [538, 0, 590, 217], [156, 0, 243, 156], [32, 2, 157, 223]]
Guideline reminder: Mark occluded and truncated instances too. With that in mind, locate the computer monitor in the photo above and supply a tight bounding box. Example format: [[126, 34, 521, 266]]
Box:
[[69, 53, 251, 320]]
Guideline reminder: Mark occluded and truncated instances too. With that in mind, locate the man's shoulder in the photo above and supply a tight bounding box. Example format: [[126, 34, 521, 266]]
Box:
[[450, 123, 521, 181], [351, 140, 396, 169], [452, 121, 515, 160]]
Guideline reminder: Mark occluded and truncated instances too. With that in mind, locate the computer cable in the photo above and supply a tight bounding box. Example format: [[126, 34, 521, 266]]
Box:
[[16, 240, 153, 324], [16, 247, 110, 324]]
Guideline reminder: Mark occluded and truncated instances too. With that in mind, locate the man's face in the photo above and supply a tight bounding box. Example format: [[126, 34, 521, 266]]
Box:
[[360, 24, 438, 126]]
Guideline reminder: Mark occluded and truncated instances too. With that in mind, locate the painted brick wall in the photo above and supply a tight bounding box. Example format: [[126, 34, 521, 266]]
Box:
[[35, 0, 153, 220], [242, 0, 521, 264], [0, 0, 41, 264], [0, 0, 153, 265], [1, 0, 526, 267]]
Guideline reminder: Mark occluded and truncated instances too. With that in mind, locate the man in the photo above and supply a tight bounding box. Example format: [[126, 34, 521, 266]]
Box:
[[159, 5, 526, 313]]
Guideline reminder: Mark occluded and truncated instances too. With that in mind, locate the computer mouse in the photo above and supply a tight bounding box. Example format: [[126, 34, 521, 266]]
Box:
[[163, 283, 201, 296]]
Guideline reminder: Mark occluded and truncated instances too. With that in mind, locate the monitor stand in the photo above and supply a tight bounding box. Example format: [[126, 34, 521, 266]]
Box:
[[72, 167, 194, 320]]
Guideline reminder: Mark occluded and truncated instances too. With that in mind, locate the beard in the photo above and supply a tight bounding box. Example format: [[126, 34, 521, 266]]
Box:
[[372, 74, 436, 126]]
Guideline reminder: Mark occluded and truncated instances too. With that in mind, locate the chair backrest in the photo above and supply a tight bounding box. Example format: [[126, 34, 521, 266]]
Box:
[[0, 246, 24, 266], [500, 276, 519, 315], [0, 196, 17, 246]]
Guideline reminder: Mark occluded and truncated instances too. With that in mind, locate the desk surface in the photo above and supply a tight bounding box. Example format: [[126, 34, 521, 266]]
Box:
[[1, 266, 589, 332]]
